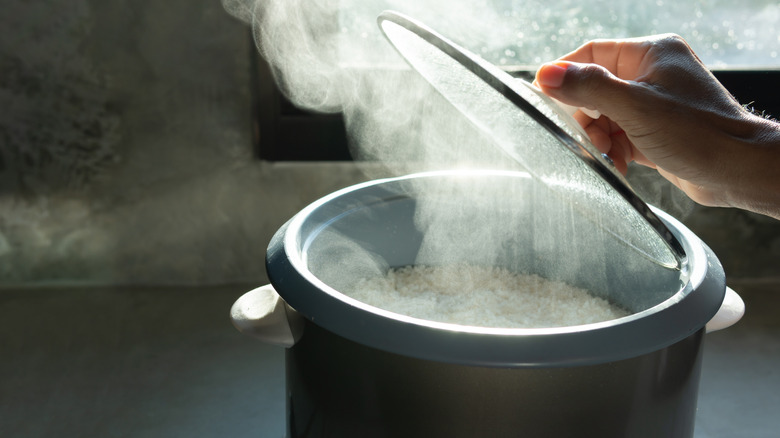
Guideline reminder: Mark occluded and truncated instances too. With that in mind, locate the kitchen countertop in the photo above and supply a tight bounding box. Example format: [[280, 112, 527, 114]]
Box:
[[1, 281, 778, 438]]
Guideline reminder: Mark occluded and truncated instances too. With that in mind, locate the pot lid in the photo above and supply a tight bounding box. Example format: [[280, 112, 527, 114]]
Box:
[[377, 11, 684, 269]]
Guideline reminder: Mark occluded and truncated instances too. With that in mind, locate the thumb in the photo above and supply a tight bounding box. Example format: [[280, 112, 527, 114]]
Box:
[[535, 61, 639, 123]]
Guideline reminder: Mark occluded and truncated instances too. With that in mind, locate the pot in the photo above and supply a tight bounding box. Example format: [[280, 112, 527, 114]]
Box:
[[231, 170, 744, 438]]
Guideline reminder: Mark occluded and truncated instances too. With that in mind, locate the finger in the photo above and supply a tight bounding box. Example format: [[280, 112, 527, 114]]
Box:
[[585, 125, 611, 155], [556, 36, 666, 80], [655, 169, 721, 207], [607, 145, 629, 175], [535, 61, 655, 129], [630, 145, 656, 169], [572, 110, 596, 127]]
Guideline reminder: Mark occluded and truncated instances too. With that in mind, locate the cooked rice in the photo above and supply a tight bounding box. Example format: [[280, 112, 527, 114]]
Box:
[[346, 264, 628, 328]]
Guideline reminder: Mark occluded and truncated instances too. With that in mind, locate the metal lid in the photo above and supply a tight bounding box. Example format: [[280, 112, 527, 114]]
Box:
[[377, 11, 684, 269]]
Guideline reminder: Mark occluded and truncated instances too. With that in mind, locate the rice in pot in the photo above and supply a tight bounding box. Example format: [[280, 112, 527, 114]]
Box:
[[346, 265, 629, 328]]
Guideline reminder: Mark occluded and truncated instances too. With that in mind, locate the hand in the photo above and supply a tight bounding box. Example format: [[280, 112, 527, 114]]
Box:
[[534, 34, 780, 218]]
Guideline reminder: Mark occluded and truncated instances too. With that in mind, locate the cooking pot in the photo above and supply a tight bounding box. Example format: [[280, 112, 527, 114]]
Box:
[[231, 170, 744, 438]]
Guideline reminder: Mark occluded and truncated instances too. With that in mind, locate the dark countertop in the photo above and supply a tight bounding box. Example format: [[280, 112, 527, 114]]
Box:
[[1, 281, 778, 438]]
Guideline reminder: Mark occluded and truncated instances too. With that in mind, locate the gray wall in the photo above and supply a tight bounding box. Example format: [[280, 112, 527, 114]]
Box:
[[0, 0, 375, 285], [0, 0, 777, 286]]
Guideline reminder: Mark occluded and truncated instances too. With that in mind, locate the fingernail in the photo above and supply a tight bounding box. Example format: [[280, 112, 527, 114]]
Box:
[[537, 62, 569, 89]]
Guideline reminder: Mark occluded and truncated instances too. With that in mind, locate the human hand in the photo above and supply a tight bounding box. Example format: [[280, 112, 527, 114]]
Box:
[[534, 34, 780, 218]]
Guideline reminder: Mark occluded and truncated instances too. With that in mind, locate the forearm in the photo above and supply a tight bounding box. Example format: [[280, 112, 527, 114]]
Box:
[[724, 116, 780, 219]]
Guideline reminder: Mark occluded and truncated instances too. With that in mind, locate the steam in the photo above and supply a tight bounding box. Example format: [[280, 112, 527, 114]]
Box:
[[222, 0, 523, 172], [222, 0, 558, 280], [223, 0, 685, 297]]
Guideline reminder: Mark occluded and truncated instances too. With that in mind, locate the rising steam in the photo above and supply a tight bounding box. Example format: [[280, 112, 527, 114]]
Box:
[[222, 0, 525, 172], [223, 0, 688, 296]]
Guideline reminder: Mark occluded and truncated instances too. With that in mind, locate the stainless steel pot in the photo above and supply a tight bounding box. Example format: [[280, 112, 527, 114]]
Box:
[[232, 170, 743, 438]]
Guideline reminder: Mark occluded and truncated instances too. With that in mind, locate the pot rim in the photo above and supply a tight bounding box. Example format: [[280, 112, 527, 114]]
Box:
[[267, 169, 726, 367]]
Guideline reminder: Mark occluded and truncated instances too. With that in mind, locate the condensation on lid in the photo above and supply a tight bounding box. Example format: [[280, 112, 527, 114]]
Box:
[[378, 11, 684, 270]]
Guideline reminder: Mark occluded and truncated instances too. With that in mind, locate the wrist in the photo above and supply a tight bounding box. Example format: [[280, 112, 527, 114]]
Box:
[[724, 116, 780, 219]]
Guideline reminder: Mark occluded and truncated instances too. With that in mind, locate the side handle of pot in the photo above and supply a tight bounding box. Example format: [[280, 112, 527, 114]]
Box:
[[705, 287, 745, 333], [230, 284, 304, 347]]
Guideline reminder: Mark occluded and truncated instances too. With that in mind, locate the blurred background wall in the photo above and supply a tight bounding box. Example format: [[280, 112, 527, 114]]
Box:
[[0, 0, 777, 286], [0, 0, 373, 285]]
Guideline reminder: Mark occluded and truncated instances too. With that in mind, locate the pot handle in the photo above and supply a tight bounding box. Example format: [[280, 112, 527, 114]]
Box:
[[705, 286, 745, 333], [230, 284, 304, 347]]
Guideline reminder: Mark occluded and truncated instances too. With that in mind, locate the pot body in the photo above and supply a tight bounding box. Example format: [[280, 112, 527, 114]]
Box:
[[262, 170, 727, 438], [287, 321, 704, 438]]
